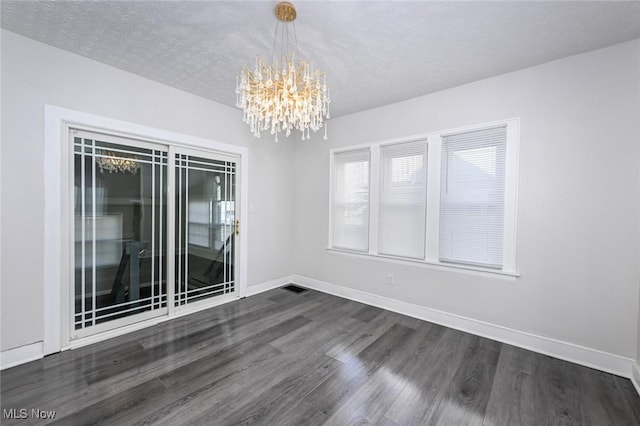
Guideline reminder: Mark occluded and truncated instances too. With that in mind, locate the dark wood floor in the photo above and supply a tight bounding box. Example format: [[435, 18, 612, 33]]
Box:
[[2, 287, 640, 425]]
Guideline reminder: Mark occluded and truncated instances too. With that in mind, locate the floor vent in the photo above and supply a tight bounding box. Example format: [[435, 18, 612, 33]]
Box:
[[282, 285, 308, 294]]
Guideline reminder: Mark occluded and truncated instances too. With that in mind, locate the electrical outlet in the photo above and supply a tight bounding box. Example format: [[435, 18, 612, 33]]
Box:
[[387, 274, 394, 285]]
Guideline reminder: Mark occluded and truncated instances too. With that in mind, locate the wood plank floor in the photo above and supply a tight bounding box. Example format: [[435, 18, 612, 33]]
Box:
[[2, 287, 639, 425]]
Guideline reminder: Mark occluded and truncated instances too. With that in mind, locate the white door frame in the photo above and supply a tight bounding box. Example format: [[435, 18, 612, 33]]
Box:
[[44, 105, 249, 355]]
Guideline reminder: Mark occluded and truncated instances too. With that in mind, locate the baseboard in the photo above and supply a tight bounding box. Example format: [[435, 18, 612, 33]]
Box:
[[291, 274, 634, 378], [632, 362, 640, 396], [3, 274, 634, 379], [245, 275, 294, 297], [3, 276, 293, 370], [1, 342, 44, 370]]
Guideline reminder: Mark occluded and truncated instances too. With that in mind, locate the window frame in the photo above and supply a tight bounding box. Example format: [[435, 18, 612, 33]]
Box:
[[328, 118, 520, 277]]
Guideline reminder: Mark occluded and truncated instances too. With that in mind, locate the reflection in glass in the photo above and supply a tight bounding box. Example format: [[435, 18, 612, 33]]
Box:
[[73, 136, 167, 330], [175, 154, 235, 306]]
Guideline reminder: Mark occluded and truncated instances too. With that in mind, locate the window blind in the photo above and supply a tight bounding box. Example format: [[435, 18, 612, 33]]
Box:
[[378, 140, 427, 259], [439, 126, 507, 268], [332, 149, 370, 252]]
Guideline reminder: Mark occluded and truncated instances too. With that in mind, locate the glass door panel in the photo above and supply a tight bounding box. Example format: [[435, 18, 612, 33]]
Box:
[[73, 131, 167, 335], [175, 153, 236, 306]]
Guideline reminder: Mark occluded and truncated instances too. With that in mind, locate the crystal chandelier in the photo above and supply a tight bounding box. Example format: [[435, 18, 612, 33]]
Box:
[[95, 150, 139, 174], [235, 1, 330, 142]]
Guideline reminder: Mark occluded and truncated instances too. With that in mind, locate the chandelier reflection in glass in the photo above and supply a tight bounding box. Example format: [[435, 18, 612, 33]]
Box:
[[235, 1, 330, 142], [95, 150, 139, 174]]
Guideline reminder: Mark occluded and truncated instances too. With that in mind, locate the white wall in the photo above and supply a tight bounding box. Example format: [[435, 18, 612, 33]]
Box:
[[293, 40, 640, 360], [2, 28, 639, 373], [0, 31, 293, 352]]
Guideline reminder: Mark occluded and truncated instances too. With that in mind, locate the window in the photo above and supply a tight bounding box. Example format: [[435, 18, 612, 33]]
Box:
[[440, 126, 506, 268], [329, 119, 519, 275], [379, 140, 427, 259], [331, 149, 370, 252]]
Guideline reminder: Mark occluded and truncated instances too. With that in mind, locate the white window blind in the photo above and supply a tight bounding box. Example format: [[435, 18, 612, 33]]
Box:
[[378, 140, 427, 259], [332, 149, 370, 252], [439, 126, 507, 268]]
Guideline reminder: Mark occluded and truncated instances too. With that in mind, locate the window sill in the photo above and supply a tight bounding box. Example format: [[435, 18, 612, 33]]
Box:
[[326, 247, 520, 279]]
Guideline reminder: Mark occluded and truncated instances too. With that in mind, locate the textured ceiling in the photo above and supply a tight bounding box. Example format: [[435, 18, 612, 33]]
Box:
[[2, 1, 640, 118]]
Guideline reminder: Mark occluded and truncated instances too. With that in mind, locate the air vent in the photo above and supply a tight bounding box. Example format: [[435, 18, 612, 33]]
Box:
[[282, 285, 308, 294]]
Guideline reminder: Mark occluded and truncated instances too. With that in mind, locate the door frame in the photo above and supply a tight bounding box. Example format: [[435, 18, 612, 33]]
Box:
[[44, 105, 249, 354]]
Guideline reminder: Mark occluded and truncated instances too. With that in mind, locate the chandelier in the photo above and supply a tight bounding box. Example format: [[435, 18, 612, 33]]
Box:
[[235, 1, 330, 142], [95, 150, 139, 174]]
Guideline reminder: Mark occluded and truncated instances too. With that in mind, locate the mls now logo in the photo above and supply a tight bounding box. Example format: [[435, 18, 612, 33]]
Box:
[[3, 408, 56, 420]]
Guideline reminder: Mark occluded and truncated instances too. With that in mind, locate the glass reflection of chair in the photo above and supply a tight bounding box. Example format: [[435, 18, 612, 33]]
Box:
[[110, 240, 146, 305], [189, 233, 234, 289]]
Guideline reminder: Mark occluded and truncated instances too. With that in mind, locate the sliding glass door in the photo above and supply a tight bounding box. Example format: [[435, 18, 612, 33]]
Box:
[[175, 150, 237, 308], [72, 130, 168, 337], [72, 130, 238, 339]]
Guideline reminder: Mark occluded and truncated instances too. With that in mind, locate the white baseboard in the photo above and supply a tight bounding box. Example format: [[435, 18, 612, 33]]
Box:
[[245, 276, 293, 297], [1, 342, 44, 370], [2, 276, 294, 370], [291, 274, 634, 379], [632, 362, 640, 396], [3, 274, 635, 381]]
